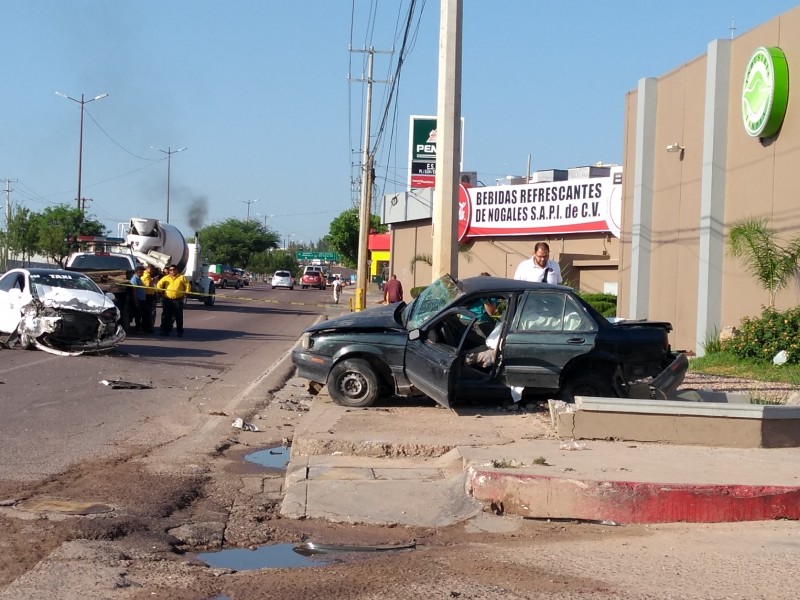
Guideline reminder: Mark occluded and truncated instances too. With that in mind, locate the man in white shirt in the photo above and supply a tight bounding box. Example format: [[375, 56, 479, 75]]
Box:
[[514, 242, 562, 284]]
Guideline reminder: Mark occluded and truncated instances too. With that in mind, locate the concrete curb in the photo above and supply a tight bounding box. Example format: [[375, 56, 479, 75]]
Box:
[[467, 468, 800, 524], [282, 393, 800, 526]]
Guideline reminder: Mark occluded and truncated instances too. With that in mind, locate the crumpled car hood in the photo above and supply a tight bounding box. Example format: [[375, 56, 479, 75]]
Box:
[[305, 303, 404, 333], [35, 286, 114, 313]]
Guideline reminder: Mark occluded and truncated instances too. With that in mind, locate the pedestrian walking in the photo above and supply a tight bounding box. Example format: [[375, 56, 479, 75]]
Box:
[[332, 275, 342, 304], [130, 265, 148, 333], [156, 264, 191, 337], [514, 242, 562, 284], [383, 274, 404, 303]]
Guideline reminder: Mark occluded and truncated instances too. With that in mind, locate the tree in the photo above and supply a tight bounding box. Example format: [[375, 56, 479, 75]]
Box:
[[409, 244, 473, 275], [326, 207, 387, 269], [248, 249, 300, 277], [198, 218, 279, 267], [35, 206, 106, 267], [728, 216, 800, 307], [6, 206, 40, 266]]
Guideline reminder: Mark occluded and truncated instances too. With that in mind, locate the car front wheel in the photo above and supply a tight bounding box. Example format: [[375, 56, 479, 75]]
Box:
[[560, 373, 616, 403], [328, 358, 380, 408]]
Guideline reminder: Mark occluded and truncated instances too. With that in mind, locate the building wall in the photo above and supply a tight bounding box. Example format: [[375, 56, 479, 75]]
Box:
[[390, 220, 619, 293], [621, 5, 800, 354]]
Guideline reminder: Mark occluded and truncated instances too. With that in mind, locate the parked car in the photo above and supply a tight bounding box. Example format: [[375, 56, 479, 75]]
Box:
[[208, 264, 241, 289], [300, 270, 326, 290], [292, 274, 688, 408], [0, 267, 126, 356], [271, 270, 294, 290], [233, 268, 251, 286]]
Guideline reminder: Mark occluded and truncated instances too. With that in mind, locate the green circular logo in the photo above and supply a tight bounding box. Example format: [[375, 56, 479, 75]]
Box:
[[742, 46, 789, 138]]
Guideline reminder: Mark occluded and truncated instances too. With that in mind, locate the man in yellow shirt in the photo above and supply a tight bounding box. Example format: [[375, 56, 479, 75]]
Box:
[[140, 264, 159, 333], [156, 264, 191, 337]]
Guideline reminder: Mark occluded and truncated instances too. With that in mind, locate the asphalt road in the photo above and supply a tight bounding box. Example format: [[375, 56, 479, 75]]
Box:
[[0, 282, 334, 484]]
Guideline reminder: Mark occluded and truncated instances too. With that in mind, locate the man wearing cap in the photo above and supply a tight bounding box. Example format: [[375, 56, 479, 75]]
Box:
[[130, 265, 148, 333], [514, 242, 562, 284], [156, 264, 191, 337]]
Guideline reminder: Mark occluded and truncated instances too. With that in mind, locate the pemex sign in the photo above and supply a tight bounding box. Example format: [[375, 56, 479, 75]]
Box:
[[741, 46, 789, 138]]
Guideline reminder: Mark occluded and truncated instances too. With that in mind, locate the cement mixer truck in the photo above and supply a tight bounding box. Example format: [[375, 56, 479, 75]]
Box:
[[125, 217, 216, 306]]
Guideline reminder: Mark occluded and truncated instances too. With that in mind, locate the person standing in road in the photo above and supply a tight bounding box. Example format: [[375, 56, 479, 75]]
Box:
[[157, 264, 191, 337], [514, 242, 562, 284], [130, 265, 148, 333], [383, 274, 404, 303], [332, 274, 343, 304], [140, 264, 158, 333]]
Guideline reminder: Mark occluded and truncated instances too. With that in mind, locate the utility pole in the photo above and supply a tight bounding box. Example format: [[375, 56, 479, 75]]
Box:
[[431, 0, 463, 281], [0, 178, 17, 272], [55, 92, 108, 212], [355, 49, 375, 312], [241, 198, 259, 220], [152, 146, 187, 222], [352, 47, 392, 311]]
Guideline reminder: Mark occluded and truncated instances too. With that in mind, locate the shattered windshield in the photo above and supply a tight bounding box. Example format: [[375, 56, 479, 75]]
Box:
[[404, 274, 463, 330]]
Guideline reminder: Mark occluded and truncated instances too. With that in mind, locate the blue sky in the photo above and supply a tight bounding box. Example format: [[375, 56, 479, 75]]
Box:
[[1, 1, 797, 244]]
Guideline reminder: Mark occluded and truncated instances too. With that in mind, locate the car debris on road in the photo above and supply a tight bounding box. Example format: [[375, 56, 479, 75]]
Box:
[[100, 379, 154, 390]]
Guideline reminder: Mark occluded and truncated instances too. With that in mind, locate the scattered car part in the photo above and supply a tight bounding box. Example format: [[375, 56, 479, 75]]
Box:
[[100, 379, 154, 389], [293, 541, 417, 555]]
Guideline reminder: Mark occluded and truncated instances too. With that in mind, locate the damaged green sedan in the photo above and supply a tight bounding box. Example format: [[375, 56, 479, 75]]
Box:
[[292, 274, 687, 409]]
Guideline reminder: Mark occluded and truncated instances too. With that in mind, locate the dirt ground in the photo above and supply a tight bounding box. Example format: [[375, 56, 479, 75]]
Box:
[[1, 380, 799, 599]]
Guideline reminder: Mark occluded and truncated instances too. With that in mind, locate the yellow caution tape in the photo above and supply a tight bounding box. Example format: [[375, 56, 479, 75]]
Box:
[[120, 282, 343, 308]]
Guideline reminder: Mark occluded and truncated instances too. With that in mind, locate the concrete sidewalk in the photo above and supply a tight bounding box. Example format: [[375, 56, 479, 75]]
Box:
[[280, 386, 800, 527]]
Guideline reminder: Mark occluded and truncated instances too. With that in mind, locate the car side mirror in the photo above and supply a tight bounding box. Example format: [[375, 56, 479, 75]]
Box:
[[408, 329, 420, 341], [8, 288, 22, 299], [106, 292, 116, 302]]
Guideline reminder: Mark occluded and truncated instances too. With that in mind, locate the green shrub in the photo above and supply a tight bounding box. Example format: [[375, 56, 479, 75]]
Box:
[[701, 327, 723, 355], [722, 306, 800, 364], [579, 292, 617, 318]]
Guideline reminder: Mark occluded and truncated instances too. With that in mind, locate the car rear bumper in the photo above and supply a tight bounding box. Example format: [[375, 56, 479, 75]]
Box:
[[650, 352, 689, 398]]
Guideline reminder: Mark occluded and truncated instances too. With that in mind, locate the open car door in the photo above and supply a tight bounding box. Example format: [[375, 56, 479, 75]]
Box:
[[404, 308, 478, 409]]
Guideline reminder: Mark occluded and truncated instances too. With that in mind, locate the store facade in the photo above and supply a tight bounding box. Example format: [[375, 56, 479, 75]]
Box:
[[620, 6, 800, 354], [383, 166, 622, 295]]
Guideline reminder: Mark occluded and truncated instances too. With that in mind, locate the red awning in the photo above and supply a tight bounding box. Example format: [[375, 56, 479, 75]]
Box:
[[368, 232, 391, 251]]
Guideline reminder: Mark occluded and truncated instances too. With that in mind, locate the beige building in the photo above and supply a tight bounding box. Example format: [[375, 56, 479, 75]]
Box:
[[621, 6, 800, 355]]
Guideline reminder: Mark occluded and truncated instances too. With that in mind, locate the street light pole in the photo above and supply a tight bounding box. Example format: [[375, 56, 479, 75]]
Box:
[[256, 212, 274, 229], [241, 198, 259, 220], [152, 146, 187, 223], [56, 91, 108, 212]]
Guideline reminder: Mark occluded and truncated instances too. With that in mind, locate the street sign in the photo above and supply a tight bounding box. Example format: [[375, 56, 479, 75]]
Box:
[[295, 251, 340, 262]]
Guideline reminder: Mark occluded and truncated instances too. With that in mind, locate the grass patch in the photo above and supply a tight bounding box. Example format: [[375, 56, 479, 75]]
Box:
[[490, 458, 524, 469], [690, 350, 800, 385]]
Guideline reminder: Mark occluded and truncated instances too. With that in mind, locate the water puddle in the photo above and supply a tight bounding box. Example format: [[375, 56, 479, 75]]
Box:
[[245, 446, 290, 470], [198, 543, 335, 570]]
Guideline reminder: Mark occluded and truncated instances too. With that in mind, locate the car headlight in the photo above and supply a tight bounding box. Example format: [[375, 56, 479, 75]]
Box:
[[300, 332, 314, 350]]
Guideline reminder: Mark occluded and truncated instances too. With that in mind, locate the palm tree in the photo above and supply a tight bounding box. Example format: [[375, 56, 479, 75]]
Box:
[[727, 216, 800, 307], [409, 244, 474, 275]]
